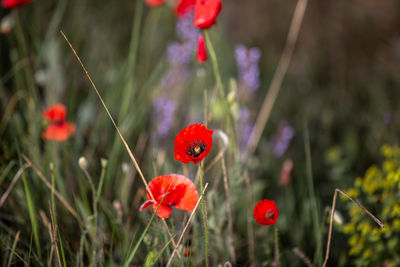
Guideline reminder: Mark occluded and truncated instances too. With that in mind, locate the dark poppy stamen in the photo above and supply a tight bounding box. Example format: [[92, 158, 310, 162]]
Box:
[[265, 210, 275, 220], [187, 140, 207, 158]]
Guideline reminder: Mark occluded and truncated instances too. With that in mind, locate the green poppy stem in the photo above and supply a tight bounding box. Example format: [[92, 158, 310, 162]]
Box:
[[199, 161, 209, 267], [203, 30, 236, 154]]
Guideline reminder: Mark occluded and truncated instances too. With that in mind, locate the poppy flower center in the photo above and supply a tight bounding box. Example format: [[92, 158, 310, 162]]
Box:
[[265, 210, 275, 220], [187, 141, 207, 158]]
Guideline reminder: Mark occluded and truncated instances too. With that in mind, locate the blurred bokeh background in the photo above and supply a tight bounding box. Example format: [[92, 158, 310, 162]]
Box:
[[1, 0, 400, 266]]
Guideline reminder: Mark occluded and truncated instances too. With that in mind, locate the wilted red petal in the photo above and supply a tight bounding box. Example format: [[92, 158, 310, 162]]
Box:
[[2, 0, 33, 9], [174, 123, 214, 165], [197, 35, 208, 63], [145, 0, 165, 7], [42, 121, 76, 142], [42, 103, 67, 123], [253, 199, 279, 226], [194, 0, 222, 29], [140, 174, 199, 218], [175, 0, 195, 17]]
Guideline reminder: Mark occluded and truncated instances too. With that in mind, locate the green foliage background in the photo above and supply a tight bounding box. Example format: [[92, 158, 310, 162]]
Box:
[[1, 0, 400, 265]]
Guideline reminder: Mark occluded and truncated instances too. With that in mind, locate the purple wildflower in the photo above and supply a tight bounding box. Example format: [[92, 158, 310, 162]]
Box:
[[271, 121, 295, 158], [176, 11, 198, 45], [166, 11, 199, 67], [152, 97, 176, 139], [238, 108, 254, 149], [235, 44, 261, 93], [167, 42, 194, 66]]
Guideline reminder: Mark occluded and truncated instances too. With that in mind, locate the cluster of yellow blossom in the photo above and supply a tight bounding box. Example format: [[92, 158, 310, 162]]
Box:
[[341, 145, 400, 266]]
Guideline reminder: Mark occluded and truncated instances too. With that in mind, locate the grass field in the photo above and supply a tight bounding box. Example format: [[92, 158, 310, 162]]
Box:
[[1, 0, 400, 266]]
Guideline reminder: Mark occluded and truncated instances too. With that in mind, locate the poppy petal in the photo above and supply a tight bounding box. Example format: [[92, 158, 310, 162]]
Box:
[[139, 200, 156, 211], [153, 204, 172, 218], [145, 0, 164, 7], [141, 174, 199, 218], [175, 0, 195, 17], [194, 0, 222, 29], [253, 199, 279, 226], [42, 121, 76, 142], [42, 103, 67, 123], [2, 0, 33, 9], [197, 35, 208, 63], [173, 176, 198, 211], [174, 123, 214, 165]]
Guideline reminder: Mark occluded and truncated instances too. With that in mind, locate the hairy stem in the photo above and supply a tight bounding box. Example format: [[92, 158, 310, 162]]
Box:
[[199, 161, 209, 267]]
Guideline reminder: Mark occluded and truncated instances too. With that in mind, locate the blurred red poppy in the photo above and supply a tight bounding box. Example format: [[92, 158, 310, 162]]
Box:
[[2, 0, 33, 9], [184, 247, 191, 257], [42, 122, 76, 142], [42, 103, 67, 123], [194, 0, 222, 29], [174, 123, 213, 165], [197, 35, 207, 63], [145, 0, 165, 7], [139, 174, 199, 218], [42, 103, 75, 142], [253, 199, 279, 226], [175, 0, 195, 17]]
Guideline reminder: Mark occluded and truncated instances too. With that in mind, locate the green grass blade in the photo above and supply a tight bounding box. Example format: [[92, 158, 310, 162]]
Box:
[[303, 121, 322, 265], [123, 210, 158, 267], [123, 183, 172, 267], [7, 231, 20, 267], [18, 153, 41, 257], [58, 229, 67, 267], [0, 160, 15, 185], [151, 237, 174, 266]]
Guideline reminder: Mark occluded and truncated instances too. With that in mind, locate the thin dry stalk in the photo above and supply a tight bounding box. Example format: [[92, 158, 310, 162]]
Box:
[[40, 210, 55, 266], [166, 183, 209, 267], [221, 156, 236, 264], [0, 164, 29, 207], [60, 31, 180, 255], [60, 31, 150, 194], [293, 248, 313, 267], [23, 155, 79, 220], [49, 203, 63, 267], [205, 148, 226, 173], [322, 188, 385, 267], [243, 169, 255, 267], [245, 0, 309, 157], [0, 90, 25, 134]]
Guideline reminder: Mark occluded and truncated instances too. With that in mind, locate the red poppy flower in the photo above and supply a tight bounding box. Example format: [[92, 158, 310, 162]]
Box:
[[175, 0, 195, 17], [253, 199, 279, 226], [42, 103, 76, 142], [2, 0, 33, 9], [194, 0, 222, 29], [184, 247, 191, 257], [42, 122, 76, 142], [42, 103, 67, 123], [139, 174, 199, 218], [145, 0, 165, 7], [174, 123, 213, 165], [197, 35, 207, 63]]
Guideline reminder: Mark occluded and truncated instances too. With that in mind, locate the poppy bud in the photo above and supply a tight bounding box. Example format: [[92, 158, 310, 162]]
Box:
[[78, 157, 88, 171], [197, 35, 208, 63]]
